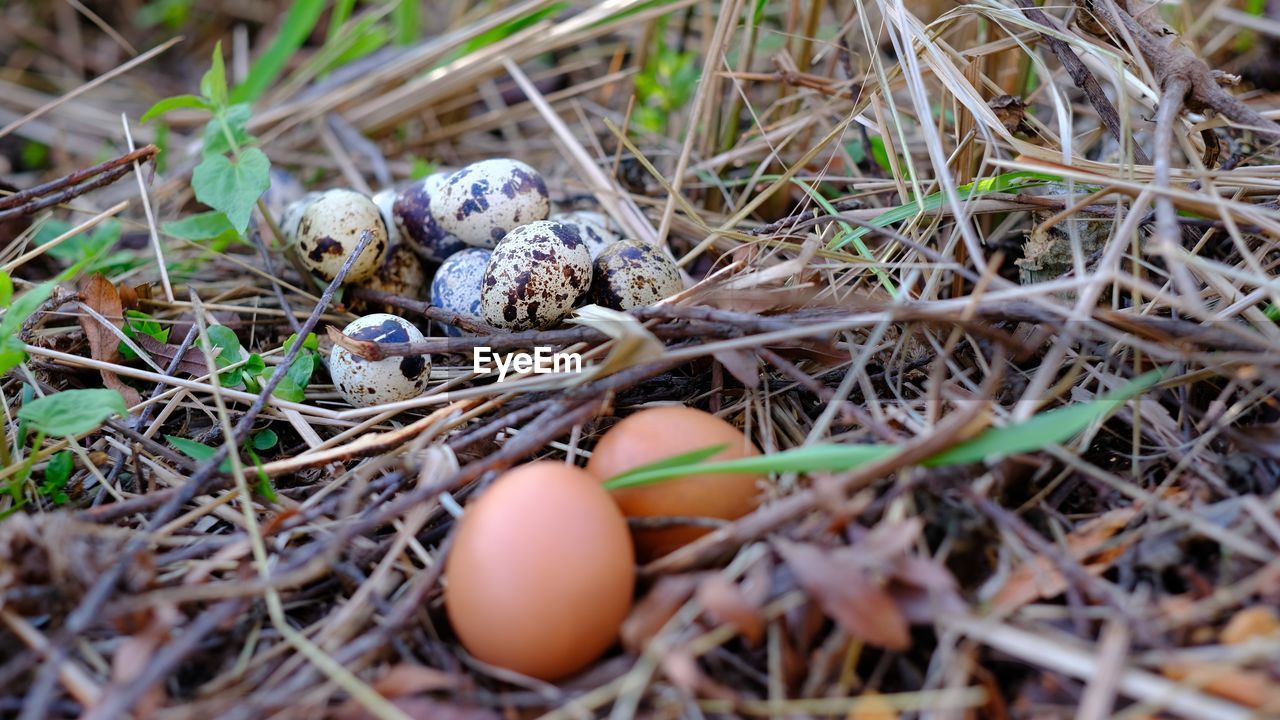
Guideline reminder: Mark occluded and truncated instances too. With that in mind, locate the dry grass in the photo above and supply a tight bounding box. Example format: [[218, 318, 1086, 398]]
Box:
[[2, 0, 1280, 717]]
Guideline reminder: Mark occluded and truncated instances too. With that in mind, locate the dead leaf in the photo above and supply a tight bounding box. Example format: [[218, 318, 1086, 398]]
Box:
[[849, 518, 924, 568], [989, 95, 1030, 134], [712, 349, 760, 389], [1162, 662, 1280, 709], [775, 539, 911, 651], [621, 574, 700, 652], [658, 646, 736, 701], [697, 573, 765, 645], [117, 283, 138, 310], [992, 507, 1137, 611], [78, 274, 140, 406], [132, 334, 210, 377], [1220, 606, 1280, 645], [570, 304, 665, 380], [372, 664, 460, 697]]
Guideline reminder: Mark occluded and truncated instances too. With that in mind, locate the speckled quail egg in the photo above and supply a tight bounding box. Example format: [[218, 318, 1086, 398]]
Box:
[[371, 188, 403, 246], [296, 189, 389, 284], [328, 314, 430, 407], [549, 211, 621, 259], [429, 248, 491, 337], [438, 159, 550, 248], [392, 172, 469, 262], [481, 221, 591, 330], [280, 191, 321, 244], [356, 244, 426, 313], [591, 240, 683, 310]]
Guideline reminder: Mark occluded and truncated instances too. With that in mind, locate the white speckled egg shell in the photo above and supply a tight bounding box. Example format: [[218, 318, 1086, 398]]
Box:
[[430, 248, 491, 337], [392, 172, 469, 262], [590, 240, 683, 310], [329, 314, 430, 407], [372, 188, 403, 246], [438, 159, 550, 248], [481, 221, 591, 330], [281, 191, 322, 244], [548, 211, 622, 259], [296, 189, 389, 283]]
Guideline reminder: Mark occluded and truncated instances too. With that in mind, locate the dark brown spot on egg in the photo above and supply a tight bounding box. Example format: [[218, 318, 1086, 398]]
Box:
[[399, 355, 426, 380], [308, 236, 344, 262]]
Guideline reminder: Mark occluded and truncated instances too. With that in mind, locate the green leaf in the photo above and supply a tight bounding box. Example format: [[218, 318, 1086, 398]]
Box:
[[272, 352, 315, 402], [192, 146, 271, 233], [251, 428, 278, 450], [40, 450, 74, 502], [206, 325, 242, 366], [0, 278, 58, 341], [230, 0, 325, 104], [282, 332, 318, 353], [166, 435, 233, 472], [200, 104, 254, 158], [244, 353, 266, 377], [123, 310, 167, 342], [18, 389, 127, 437], [0, 341, 26, 377], [120, 310, 168, 360], [163, 211, 237, 240], [245, 445, 277, 501], [201, 41, 229, 108], [141, 94, 211, 123], [0, 270, 12, 308], [33, 218, 137, 275]]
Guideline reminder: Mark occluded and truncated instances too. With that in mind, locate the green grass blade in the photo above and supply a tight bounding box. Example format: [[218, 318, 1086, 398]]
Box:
[[602, 371, 1162, 489], [441, 2, 567, 65], [924, 370, 1162, 466], [792, 178, 897, 295], [394, 0, 419, 45], [230, 0, 325, 105], [828, 171, 1061, 251]]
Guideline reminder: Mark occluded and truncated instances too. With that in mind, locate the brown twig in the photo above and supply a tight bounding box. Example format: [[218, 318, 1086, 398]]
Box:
[[1014, 0, 1151, 164]]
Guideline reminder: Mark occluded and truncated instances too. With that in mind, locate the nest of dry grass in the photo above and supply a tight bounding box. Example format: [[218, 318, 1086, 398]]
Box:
[[2, 0, 1280, 717]]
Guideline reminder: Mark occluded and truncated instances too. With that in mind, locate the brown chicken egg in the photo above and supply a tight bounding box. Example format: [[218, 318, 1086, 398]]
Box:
[[443, 462, 635, 680], [585, 406, 762, 560]]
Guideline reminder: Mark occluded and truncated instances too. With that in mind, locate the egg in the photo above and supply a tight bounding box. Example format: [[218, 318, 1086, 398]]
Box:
[[328, 314, 430, 407], [280, 191, 321, 244], [549, 211, 621, 259], [371, 188, 403, 246], [356, 244, 426, 313], [437, 159, 550, 248], [590, 240, 683, 310], [296, 189, 389, 283], [429, 248, 490, 337], [392, 172, 469, 262], [481, 221, 592, 330], [585, 406, 762, 560], [444, 462, 634, 680]]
